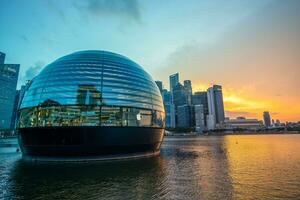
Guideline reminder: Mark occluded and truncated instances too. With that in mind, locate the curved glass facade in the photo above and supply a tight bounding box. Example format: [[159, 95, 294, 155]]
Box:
[[18, 50, 165, 128]]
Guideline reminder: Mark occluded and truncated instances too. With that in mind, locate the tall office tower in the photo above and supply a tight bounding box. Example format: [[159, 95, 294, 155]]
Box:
[[177, 105, 193, 128], [207, 87, 216, 128], [155, 81, 163, 93], [183, 80, 192, 105], [172, 83, 186, 127], [11, 81, 31, 129], [194, 104, 205, 133], [0, 53, 20, 129], [192, 91, 209, 126], [0, 52, 5, 64], [263, 111, 271, 127], [169, 73, 179, 93], [162, 90, 176, 128], [213, 85, 225, 123], [172, 83, 185, 107], [207, 85, 225, 129]]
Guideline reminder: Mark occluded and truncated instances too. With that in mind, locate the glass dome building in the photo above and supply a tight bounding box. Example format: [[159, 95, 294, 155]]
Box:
[[17, 50, 165, 160]]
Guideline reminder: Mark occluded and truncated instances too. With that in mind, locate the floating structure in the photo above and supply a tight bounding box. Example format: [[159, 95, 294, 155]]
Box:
[[17, 50, 165, 160]]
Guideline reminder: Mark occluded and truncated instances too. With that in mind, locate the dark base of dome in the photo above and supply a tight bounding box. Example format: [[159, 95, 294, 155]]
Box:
[[18, 126, 164, 160]]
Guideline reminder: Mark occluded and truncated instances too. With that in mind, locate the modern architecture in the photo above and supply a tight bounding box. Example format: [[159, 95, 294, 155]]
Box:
[[192, 91, 208, 126], [155, 81, 163, 93], [17, 50, 165, 159], [183, 80, 192, 105], [177, 104, 193, 128], [169, 73, 179, 93], [263, 111, 271, 127], [0, 52, 20, 129], [162, 90, 176, 128], [194, 104, 205, 133], [207, 85, 225, 129], [0, 52, 5, 64], [224, 117, 263, 130]]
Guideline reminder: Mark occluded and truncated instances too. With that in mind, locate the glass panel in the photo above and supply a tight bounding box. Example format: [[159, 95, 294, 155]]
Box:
[[18, 106, 165, 128], [101, 106, 122, 126], [18, 107, 37, 128]]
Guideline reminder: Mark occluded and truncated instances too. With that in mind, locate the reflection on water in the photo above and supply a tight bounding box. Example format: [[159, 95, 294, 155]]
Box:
[[224, 135, 300, 200], [1, 134, 300, 200]]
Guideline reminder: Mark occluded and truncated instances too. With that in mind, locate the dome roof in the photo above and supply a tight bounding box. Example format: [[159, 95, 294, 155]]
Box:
[[20, 50, 164, 112]]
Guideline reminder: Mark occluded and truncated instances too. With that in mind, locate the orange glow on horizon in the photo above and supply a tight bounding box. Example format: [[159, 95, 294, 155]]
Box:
[[192, 82, 300, 122]]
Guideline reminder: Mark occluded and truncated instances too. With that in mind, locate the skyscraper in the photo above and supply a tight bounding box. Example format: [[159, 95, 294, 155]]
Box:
[[169, 73, 179, 93], [207, 87, 216, 129], [11, 89, 21, 129], [10, 82, 31, 129], [207, 85, 225, 129], [162, 90, 176, 128], [177, 104, 193, 128], [192, 91, 208, 126], [172, 83, 186, 127], [183, 80, 192, 105], [194, 104, 205, 133], [0, 53, 20, 129], [155, 81, 163, 93], [172, 83, 185, 107], [263, 111, 271, 127], [0, 52, 5, 64], [213, 85, 225, 123]]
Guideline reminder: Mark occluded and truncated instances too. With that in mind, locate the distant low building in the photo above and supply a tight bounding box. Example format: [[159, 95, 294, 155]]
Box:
[[225, 117, 263, 130]]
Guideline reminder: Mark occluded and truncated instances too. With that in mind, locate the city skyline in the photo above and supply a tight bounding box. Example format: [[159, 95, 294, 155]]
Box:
[[1, 0, 300, 122]]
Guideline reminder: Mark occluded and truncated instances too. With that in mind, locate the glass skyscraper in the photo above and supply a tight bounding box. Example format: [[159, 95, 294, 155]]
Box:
[[169, 73, 179, 93], [183, 80, 192, 105], [0, 52, 20, 129], [162, 90, 175, 128], [0, 52, 5, 64], [192, 91, 209, 126], [155, 81, 163, 93], [17, 50, 165, 159], [207, 85, 225, 129]]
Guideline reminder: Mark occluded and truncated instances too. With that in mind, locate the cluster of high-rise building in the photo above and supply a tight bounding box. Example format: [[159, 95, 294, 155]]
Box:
[[0, 52, 20, 130], [1, 51, 296, 136], [156, 73, 225, 132], [0, 52, 30, 132]]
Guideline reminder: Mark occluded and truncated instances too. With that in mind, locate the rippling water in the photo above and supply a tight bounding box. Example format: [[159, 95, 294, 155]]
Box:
[[1, 134, 300, 200]]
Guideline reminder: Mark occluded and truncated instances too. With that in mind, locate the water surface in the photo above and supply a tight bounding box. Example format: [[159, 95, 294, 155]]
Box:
[[1, 134, 300, 200]]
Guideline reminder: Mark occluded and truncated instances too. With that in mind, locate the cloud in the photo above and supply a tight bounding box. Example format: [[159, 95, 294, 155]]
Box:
[[19, 34, 29, 43], [44, 0, 66, 23], [158, 0, 300, 121], [73, 0, 141, 23], [24, 61, 45, 81]]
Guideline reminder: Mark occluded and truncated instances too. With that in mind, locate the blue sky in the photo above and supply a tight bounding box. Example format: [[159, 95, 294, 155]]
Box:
[[1, 0, 271, 85], [1, 0, 299, 121]]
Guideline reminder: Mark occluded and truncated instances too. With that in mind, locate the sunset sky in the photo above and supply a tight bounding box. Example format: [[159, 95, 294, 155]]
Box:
[[1, 0, 299, 122]]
